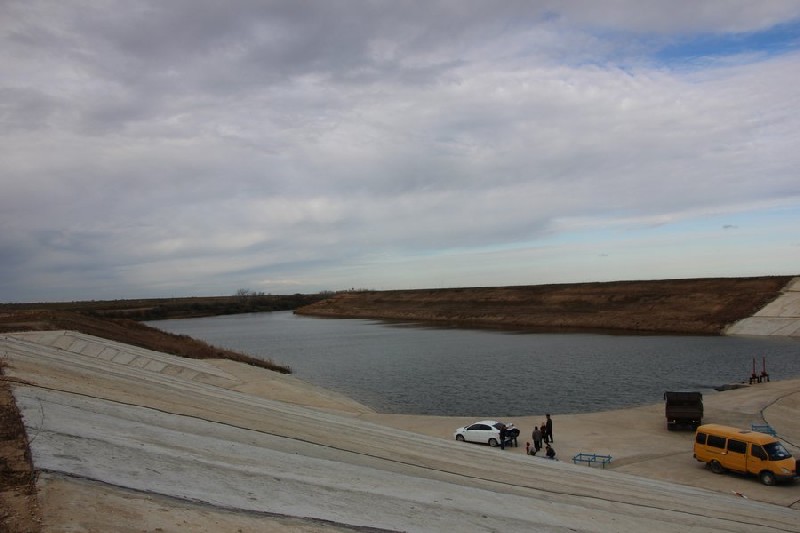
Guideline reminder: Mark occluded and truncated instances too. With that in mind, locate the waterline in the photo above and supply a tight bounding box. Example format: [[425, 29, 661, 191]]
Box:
[[149, 311, 800, 416]]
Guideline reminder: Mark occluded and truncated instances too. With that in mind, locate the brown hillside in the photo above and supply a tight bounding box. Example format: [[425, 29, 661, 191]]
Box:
[[0, 310, 291, 373], [295, 276, 795, 334]]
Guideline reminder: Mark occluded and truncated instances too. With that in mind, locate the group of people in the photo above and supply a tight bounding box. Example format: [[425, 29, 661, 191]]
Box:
[[497, 413, 556, 459], [525, 413, 556, 459]]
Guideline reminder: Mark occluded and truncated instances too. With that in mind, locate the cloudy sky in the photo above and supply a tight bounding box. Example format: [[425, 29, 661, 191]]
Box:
[[2, 1, 800, 302]]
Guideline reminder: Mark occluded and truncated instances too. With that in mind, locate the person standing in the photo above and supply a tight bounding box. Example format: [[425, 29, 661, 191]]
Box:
[[499, 423, 508, 450], [541, 419, 549, 444], [506, 423, 519, 447], [531, 426, 542, 452], [545, 413, 553, 444]]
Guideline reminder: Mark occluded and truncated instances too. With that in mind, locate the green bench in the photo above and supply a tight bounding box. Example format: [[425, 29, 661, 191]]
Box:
[[572, 453, 612, 468]]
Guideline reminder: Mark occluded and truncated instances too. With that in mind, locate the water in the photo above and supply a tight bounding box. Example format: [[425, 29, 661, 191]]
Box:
[[147, 311, 800, 417]]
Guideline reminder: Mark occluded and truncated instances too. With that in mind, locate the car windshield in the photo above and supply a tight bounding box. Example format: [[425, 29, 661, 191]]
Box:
[[764, 441, 792, 461]]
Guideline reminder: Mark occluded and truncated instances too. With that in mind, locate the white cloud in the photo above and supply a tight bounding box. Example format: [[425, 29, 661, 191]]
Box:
[[1, 1, 799, 301]]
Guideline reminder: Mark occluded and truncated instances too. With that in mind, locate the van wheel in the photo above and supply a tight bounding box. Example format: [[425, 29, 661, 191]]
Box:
[[759, 471, 777, 486], [488, 438, 498, 447], [709, 460, 724, 474]]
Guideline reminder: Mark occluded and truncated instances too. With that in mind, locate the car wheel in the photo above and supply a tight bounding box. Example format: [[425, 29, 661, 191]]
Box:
[[759, 470, 777, 486], [709, 460, 724, 474], [488, 438, 498, 447], [456, 434, 465, 442]]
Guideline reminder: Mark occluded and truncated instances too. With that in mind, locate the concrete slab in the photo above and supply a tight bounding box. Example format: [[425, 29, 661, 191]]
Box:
[[3, 331, 800, 532], [726, 277, 800, 336]]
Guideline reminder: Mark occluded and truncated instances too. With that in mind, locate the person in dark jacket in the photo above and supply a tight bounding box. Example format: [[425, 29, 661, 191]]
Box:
[[499, 423, 508, 450], [545, 443, 556, 459], [545, 413, 553, 443], [506, 423, 519, 447]]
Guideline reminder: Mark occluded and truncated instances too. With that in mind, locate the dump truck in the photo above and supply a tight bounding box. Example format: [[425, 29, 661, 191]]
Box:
[[664, 391, 703, 430]]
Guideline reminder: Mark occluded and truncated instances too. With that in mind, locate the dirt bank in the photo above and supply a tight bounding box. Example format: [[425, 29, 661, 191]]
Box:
[[296, 276, 794, 334]]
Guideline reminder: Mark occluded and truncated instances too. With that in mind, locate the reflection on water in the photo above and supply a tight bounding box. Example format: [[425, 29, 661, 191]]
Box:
[[148, 311, 800, 416]]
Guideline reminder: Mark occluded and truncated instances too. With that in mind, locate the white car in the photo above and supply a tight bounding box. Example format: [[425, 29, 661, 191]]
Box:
[[454, 420, 507, 447]]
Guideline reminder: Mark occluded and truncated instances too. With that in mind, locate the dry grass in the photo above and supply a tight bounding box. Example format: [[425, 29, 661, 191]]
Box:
[[0, 357, 41, 532], [296, 276, 795, 334], [0, 310, 291, 374]]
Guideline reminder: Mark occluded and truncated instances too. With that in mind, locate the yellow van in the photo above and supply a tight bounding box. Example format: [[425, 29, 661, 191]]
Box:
[[694, 424, 798, 485]]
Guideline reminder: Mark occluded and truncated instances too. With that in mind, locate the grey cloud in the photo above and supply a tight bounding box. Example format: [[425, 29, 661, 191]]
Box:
[[2, 1, 799, 301], [0, 88, 59, 131]]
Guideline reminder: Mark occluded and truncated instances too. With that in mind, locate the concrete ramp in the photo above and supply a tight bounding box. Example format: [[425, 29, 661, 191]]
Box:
[[726, 277, 800, 336], [5, 331, 800, 532]]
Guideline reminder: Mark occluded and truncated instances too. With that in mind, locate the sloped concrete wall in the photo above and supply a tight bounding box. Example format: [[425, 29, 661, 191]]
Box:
[[725, 277, 800, 336]]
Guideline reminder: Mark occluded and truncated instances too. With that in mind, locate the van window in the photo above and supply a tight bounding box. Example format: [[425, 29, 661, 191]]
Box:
[[727, 439, 746, 454], [752, 445, 768, 460], [695, 432, 707, 445], [707, 434, 726, 449], [764, 442, 792, 461]]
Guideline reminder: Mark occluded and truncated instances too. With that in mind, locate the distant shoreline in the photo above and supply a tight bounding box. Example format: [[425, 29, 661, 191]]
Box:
[[296, 276, 795, 335]]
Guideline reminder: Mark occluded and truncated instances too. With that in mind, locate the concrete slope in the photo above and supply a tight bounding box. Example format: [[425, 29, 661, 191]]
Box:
[[4, 331, 799, 532], [726, 277, 800, 336]]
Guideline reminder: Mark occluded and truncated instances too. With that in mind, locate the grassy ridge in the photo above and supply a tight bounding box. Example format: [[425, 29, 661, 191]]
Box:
[[0, 293, 332, 375], [0, 309, 291, 374], [296, 276, 795, 334], [0, 293, 328, 321]]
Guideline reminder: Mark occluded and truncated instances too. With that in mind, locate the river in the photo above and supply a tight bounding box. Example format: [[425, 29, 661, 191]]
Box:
[[148, 311, 800, 416]]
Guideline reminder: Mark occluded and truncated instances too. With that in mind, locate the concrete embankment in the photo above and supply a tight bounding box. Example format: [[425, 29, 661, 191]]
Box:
[[726, 277, 800, 336], [3, 330, 800, 531]]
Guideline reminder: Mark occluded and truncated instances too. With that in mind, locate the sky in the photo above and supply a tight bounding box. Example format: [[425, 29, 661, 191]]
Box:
[[2, 1, 800, 303]]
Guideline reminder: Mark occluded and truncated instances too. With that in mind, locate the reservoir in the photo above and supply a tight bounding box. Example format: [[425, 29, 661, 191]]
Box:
[[148, 311, 800, 417]]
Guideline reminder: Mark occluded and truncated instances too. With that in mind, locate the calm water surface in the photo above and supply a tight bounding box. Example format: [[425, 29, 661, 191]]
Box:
[[148, 311, 800, 417]]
